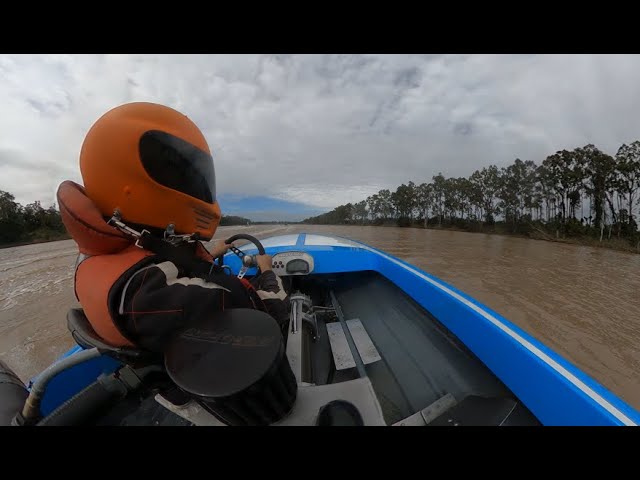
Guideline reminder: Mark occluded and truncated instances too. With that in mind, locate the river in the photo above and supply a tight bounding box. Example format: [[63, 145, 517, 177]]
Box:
[[1, 224, 639, 411]]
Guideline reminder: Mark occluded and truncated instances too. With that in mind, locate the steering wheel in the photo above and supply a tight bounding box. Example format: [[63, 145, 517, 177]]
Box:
[[216, 234, 266, 279]]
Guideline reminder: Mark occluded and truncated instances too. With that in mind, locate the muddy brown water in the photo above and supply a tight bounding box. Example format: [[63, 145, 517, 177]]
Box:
[[1, 224, 639, 411]]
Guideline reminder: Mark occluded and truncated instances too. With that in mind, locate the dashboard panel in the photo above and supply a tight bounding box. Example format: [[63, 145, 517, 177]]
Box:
[[271, 251, 315, 276]]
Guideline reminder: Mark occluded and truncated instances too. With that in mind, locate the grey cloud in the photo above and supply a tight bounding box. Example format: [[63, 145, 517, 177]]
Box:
[[2, 54, 640, 214], [454, 122, 473, 136], [25, 96, 71, 117], [1, 148, 74, 176], [393, 67, 421, 88], [0, 148, 33, 169]]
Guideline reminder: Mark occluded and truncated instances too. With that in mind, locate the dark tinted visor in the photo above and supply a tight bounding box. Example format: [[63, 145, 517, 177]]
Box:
[[139, 130, 216, 204]]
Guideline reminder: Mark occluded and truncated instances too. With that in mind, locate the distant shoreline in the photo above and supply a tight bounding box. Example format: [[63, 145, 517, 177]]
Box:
[[305, 222, 640, 255], [0, 234, 71, 250], [2, 224, 638, 255]]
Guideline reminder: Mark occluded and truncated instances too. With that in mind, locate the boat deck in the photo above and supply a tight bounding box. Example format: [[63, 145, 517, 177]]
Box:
[[335, 271, 520, 424]]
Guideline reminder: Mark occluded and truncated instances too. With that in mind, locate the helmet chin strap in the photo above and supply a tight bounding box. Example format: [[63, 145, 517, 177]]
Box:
[[107, 210, 199, 248]]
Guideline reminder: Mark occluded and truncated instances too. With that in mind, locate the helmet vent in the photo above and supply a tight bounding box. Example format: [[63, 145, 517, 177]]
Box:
[[194, 207, 216, 220]]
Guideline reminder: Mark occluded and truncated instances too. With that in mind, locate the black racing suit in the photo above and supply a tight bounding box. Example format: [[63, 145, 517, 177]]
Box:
[[113, 241, 289, 353]]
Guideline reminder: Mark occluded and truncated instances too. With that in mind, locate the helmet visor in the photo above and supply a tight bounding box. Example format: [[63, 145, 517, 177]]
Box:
[[139, 130, 216, 204]]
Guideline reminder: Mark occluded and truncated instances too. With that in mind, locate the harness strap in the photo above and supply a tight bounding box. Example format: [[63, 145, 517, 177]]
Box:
[[137, 232, 218, 279]]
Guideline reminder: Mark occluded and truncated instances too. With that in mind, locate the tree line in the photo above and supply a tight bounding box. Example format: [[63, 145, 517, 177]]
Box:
[[0, 190, 68, 246], [304, 142, 640, 247], [219, 215, 252, 226]]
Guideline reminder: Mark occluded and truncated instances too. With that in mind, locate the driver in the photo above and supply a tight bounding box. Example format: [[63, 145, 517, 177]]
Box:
[[56, 102, 289, 353]]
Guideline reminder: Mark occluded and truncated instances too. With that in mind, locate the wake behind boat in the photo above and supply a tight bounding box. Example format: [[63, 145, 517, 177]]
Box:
[[1, 232, 638, 426]]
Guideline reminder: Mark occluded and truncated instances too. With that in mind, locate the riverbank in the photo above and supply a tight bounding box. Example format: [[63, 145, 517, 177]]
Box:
[[321, 222, 640, 255], [0, 233, 71, 250], [524, 228, 639, 254], [3, 223, 637, 255]]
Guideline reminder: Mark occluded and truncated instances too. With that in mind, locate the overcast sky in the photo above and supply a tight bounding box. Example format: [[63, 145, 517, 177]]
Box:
[[2, 54, 640, 220]]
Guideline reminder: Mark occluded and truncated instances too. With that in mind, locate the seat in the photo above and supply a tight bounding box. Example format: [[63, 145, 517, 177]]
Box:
[[67, 308, 159, 365]]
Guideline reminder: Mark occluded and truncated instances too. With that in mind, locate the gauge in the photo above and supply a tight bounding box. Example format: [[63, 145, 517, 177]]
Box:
[[286, 259, 309, 274]]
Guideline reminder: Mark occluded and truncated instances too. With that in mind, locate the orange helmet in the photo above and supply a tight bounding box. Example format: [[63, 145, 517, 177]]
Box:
[[79, 102, 221, 240]]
